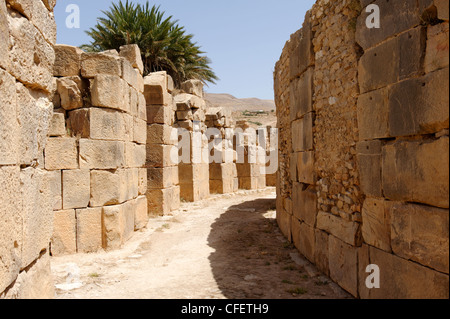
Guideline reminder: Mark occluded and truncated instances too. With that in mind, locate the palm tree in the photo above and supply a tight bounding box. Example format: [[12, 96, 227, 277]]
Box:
[[81, 0, 218, 87]]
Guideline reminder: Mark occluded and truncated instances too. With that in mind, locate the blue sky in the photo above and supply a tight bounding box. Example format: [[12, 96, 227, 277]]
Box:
[[55, 0, 315, 100]]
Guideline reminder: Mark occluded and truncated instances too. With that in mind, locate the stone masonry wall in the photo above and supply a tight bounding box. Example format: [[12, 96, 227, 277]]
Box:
[[274, 0, 449, 298], [49, 45, 148, 255], [1, 0, 57, 298]]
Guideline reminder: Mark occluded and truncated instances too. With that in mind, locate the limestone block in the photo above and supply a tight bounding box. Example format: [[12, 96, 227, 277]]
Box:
[[81, 52, 122, 78], [6, 0, 57, 44], [42, 0, 57, 11], [79, 139, 125, 169], [361, 198, 392, 252], [238, 176, 259, 190], [147, 104, 174, 125], [276, 208, 292, 242], [146, 144, 177, 168], [236, 163, 261, 178], [292, 182, 317, 227], [103, 204, 125, 250], [314, 230, 330, 276], [48, 169, 62, 210], [89, 108, 130, 141], [290, 67, 313, 121], [174, 93, 205, 110], [0, 2, 9, 71], [358, 27, 426, 93], [316, 212, 361, 246], [90, 170, 123, 207], [76, 207, 103, 253], [357, 140, 383, 197], [356, 0, 425, 50], [124, 142, 146, 168], [292, 112, 314, 152], [296, 151, 315, 184], [0, 166, 21, 293], [0, 250, 54, 299], [328, 235, 358, 297], [388, 67, 449, 137], [51, 209, 76, 256], [122, 200, 136, 242], [130, 87, 138, 116], [7, 8, 54, 92], [0, 69, 18, 165], [147, 166, 179, 189], [57, 77, 83, 110], [257, 175, 266, 189], [121, 58, 139, 90], [366, 246, 449, 299], [20, 168, 53, 268], [62, 169, 90, 210], [292, 219, 315, 263], [144, 72, 171, 105], [210, 178, 234, 194], [90, 75, 130, 112], [48, 112, 66, 137], [54, 44, 83, 77], [425, 22, 449, 73], [45, 138, 78, 170], [435, 0, 449, 20], [124, 168, 139, 201], [382, 137, 449, 208], [181, 79, 204, 98], [179, 179, 209, 202], [133, 117, 147, 145], [119, 44, 144, 75], [138, 93, 147, 120], [138, 168, 147, 195], [391, 202, 449, 273], [177, 110, 193, 121], [147, 124, 177, 145], [147, 185, 180, 215], [67, 108, 90, 138], [15, 82, 53, 166], [134, 196, 148, 231], [289, 14, 313, 79], [357, 87, 389, 140]]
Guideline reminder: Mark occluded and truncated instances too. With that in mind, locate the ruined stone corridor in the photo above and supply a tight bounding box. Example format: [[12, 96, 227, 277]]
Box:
[[51, 188, 350, 299]]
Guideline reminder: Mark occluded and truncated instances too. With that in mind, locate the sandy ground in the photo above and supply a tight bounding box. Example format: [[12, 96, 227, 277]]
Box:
[[51, 188, 352, 299]]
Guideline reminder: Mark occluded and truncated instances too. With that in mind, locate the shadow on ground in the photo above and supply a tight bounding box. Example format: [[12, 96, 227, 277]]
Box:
[[207, 196, 351, 299]]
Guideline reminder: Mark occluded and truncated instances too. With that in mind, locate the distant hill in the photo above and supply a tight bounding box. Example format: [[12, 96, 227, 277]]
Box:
[[204, 93, 277, 129]]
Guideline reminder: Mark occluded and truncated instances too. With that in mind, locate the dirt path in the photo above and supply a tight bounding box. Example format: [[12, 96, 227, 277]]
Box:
[[51, 188, 351, 299]]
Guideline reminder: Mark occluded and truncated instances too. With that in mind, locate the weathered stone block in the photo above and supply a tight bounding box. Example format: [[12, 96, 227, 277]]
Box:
[[67, 108, 90, 138], [20, 168, 53, 267], [88, 108, 131, 141], [45, 138, 78, 170], [297, 151, 315, 184], [147, 104, 174, 125], [147, 186, 180, 215], [48, 112, 66, 137], [292, 182, 317, 227], [0, 69, 18, 165], [79, 139, 125, 169], [62, 169, 90, 210], [382, 137, 449, 208], [361, 198, 392, 252], [90, 170, 123, 207], [147, 124, 177, 145], [174, 93, 205, 110], [292, 112, 314, 152], [90, 75, 130, 112], [54, 44, 83, 77], [358, 27, 426, 93], [314, 230, 330, 276], [328, 235, 358, 297], [103, 204, 125, 251], [81, 52, 122, 78], [357, 87, 389, 140], [0, 166, 21, 293], [147, 166, 179, 189], [76, 207, 103, 253], [0, 2, 9, 71], [289, 14, 313, 79], [425, 22, 449, 73], [119, 44, 144, 75], [290, 67, 313, 121], [133, 117, 147, 145], [435, 0, 449, 20], [238, 176, 259, 190], [276, 208, 292, 242], [146, 144, 177, 168], [7, 9, 54, 92], [48, 169, 62, 210], [134, 196, 148, 231], [316, 212, 361, 246], [366, 246, 449, 299], [388, 67, 449, 137], [121, 58, 139, 90], [292, 219, 315, 263], [181, 79, 204, 98], [124, 142, 146, 168], [391, 202, 449, 273], [357, 140, 383, 197], [144, 72, 171, 105]]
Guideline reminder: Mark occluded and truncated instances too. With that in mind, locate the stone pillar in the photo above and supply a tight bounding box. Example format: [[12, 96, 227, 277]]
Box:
[[144, 71, 180, 215], [49, 45, 147, 254]]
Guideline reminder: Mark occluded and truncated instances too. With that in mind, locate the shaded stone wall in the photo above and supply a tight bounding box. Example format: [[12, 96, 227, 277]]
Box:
[[274, 0, 449, 298], [0, 0, 57, 298], [49, 45, 148, 254]]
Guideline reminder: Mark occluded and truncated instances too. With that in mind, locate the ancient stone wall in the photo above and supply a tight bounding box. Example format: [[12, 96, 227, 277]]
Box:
[[0, 0, 57, 298], [49, 45, 148, 254], [274, 0, 449, 298]]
